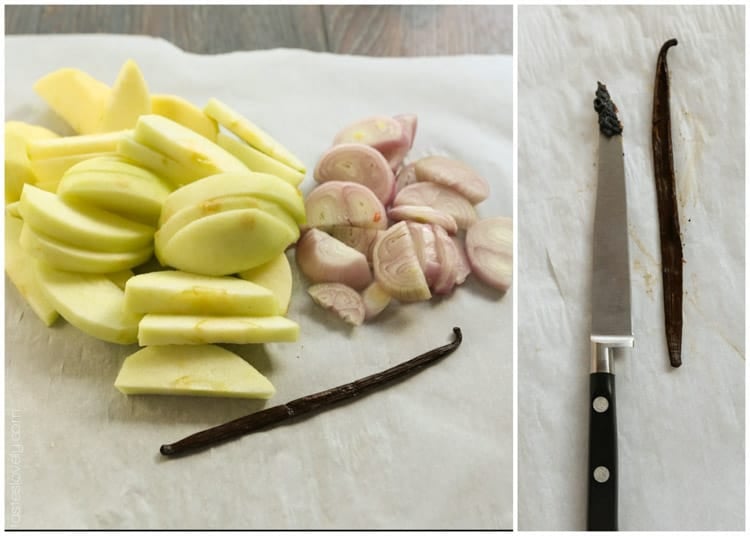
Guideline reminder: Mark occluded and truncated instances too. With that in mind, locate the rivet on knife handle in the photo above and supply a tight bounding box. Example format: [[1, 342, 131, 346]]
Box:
[[652, 38, 683, 368]]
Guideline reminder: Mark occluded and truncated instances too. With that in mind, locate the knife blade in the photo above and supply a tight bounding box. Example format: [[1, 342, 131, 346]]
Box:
[[588, 83, 634, 531]]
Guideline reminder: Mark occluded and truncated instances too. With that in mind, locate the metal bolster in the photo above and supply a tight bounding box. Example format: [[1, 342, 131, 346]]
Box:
[[590, 336, 634, 373]]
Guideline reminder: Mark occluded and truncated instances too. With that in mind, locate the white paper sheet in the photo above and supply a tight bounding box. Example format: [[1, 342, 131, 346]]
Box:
[[4, 35, 513, 529], [518, 5, 745, 531]]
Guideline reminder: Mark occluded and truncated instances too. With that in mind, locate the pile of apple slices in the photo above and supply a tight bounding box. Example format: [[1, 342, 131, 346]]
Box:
[[6, 59, 307, 399]]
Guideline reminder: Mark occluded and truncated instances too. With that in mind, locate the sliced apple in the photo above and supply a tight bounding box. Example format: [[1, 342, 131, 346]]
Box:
[[6, 201, 21, 219], [237, 253, 293, 314], [159, 171, 305, 226], [19, 184, 154, 253], [105, 269, 134, 290], [20, 224, 153, 273], [27, 130, 126, 161], [204, 98, 306, 172], [5, 214, 58, 326], [124, 270, 279, 316], [133, 114, 247, 177], [151, 94, 218, 141], [33, 68, 110, 134], [5, 121, 59, 203], [159, 207, 297, 275], [29, 151, 120, 186], [216, 133, 304, 187], [97, 59, 151, 132], [114, 344, 275, 399], [117, 133, 202, 187], [34, 261, 141, 344], [138, 314, 299, 345]]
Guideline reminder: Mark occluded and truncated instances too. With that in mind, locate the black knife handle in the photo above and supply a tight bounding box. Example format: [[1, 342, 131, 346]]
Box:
[[587, 372, 618, 531]]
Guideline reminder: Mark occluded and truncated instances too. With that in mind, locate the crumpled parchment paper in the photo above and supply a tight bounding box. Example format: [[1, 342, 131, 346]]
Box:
[[4, 35, 512, 529], [518, 5, 744, 531]]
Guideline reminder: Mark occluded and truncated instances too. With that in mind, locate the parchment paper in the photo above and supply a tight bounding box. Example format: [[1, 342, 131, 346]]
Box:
[[4, 35, 512, 529], [518, 5, 744, 531]]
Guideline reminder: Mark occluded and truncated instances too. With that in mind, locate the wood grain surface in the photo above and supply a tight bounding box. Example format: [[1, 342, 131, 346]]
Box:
[[5, 5, 512, 56]]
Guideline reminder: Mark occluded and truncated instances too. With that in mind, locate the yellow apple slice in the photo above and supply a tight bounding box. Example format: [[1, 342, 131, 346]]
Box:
[[105, 269, 134, 290], [20, 224, 153, 273], [159, 171, 305, 226], [114, 344, 275, 399], [216, 133, 305, 187], [138, 314, 299, 345], [237, 253, 293, 314], [6, 201, 21, 218], [159, 207, 297, 275], [58, 156, 172, 225], [204, 98, 306, 172], [27, 130, 126, 161], [151, 94, 218, 141], [5, 121, 59, 203], [19, 184, 154, 253], [5, 214, 58, 326], [124, 270, 279, 316], [33, 68, 110, 134], [34, 261, 141, 344], [97, 59, 151, 132], [133, 114, 247, 176], [29, 151, 120, 185], [117, 133, 202, 187]]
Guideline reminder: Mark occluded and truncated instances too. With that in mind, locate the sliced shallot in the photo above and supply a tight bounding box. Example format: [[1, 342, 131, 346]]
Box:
[[406, 222, 441, 287], [415, 156, 490, 204], [452, 236, 471, 286], [431, 224, 460, 295], [394, 182, 477, 230], [387, 114, 418, 171], [465, 216, 512, 291], [296, 228, 372, 290], [394, 163, 418, 194], [372, 221, 431, 302], [308, 283, 365, 326], [305, 181, 387, 230], [388, 205, 458, 235], [314, 143, 395, 205], [361, 281, 392, 320], [332, 115, 411, 172], [329, 226, 384, 262]]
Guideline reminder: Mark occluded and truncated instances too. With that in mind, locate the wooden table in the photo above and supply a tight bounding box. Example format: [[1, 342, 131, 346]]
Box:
[[5, 5, 512, 56]]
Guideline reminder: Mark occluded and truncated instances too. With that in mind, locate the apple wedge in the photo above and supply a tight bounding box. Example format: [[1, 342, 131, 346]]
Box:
[[204, 98, 306, 172], [97, 59, 151, 132], [6, 201, 21, 218], [159, 207, 298, 275], [5, 214, 58, 326], [20, 224, 153, 273], [58, 156, 172, 225], [117, 133, 203, 187], [33, 67, 110, 134], [34, 261, 141, 344], [30, 151, 120, 186], [216, 133, 305, 187], [114, 344, 275, 399], [138, 314, 299, 345], [105, 269, 134, 290], [133, 114, 247, 176], [151, 94, 218, 141], [159, 171, 305, 226], [124, 270, 280, 316], [5, 121, 59, 203], [19, 184, 154, 253], [27, 130, 126, 161], [237, 253, 293, 315]]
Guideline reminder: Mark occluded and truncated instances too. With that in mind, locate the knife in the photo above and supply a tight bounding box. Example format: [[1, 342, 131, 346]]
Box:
[[588, 82, 634, 531]]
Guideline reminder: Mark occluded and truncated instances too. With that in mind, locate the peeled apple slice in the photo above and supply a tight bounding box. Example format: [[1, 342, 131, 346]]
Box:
[[106, 269, 134, 290], [160, 207, 298, 276], [5, 215, 58, 326], [138, 314, 299, 345], [97, 59, 151, 132], [151, 94, 218, 141], [19, 184, 154, 253], [372, 221, 431, 302], [20, 223, 153, 274], [217, 133, 305, 187], [465, 216, 513, 291], [296, 228, 372, 290], [5, 121, 59, 203], [27, 130, 126, 161], [308, 283, 365, 326], [30, 151, 119, 186], [114, 344, 275, 399], [118, 133, 203, 187], [34, 262, 141, 344], [305, 181, 387, 230], [33, 68, 110, 134], [204, 98, 306, 172], [124, 270, 280, 316], [238, 253, 294, 314], [314, 143, 395, 204]]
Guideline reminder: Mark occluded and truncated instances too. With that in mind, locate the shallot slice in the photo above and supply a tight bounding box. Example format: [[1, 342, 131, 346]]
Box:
[[329, 226, 384, 262], [372, 221, 431, 302], [452, 236, 471, 286], [332, 115, 411, 172], [296, 228, 372, 290], [388, 205, 458, 235], [415, 156, 490, 204], [387, 114, 418, 171], [314, 144, 395, 205], [308, 283, 365, 326], [431, 224, 460, 295], [394, 163, 418, 195], [465, 216, 513, 291], [361, 281, 392, 320], [394, 182, 477, 230], [406, 222, 441, 287], [305, 181, 387, 230]]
